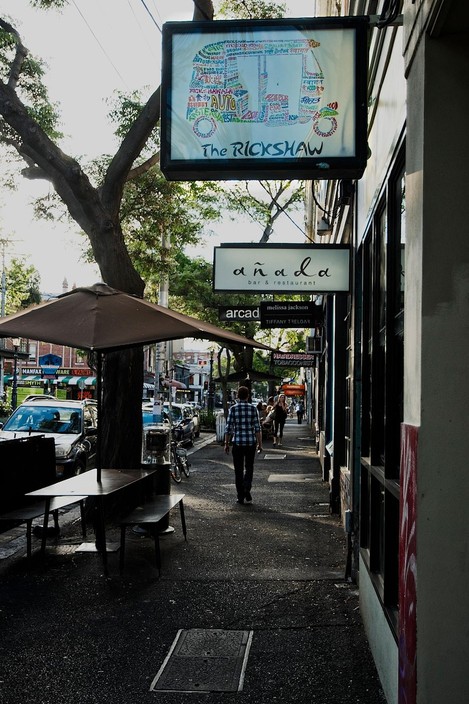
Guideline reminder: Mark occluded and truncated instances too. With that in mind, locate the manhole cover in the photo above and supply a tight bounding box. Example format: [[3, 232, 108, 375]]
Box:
[[150, 629, 253, 693]]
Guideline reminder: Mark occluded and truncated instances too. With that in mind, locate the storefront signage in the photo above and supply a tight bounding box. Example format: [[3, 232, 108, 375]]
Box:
[[161, 17, 368, 180], [218, 305, 260, 321], [271, 351, 316, 367], [39, 353, 62, 379], [280, 383, 306, 396], [214, 244, 350, 294], [260, 301, 322, 328]]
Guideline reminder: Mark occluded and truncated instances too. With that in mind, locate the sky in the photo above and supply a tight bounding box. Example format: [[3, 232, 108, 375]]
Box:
[[0, 0, 315, 295]]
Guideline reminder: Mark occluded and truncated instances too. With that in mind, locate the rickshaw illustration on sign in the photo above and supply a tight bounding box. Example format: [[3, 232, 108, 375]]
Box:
[[186, 37, 339, 140]]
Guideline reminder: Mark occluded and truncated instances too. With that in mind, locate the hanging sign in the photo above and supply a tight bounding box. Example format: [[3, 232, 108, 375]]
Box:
[[218, 305, 260, 321], [272, 352, 316, 367], [161, 17, 369, 180], [260, 301, 323, 328], [39, 353, 62, 379], [213, 244, 350, 294]]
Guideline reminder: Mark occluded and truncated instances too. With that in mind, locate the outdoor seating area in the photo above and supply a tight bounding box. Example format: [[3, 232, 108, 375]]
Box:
[[28, 467, 158, 573], [119, 493, 187, 574], [0, 435, 87, 557]]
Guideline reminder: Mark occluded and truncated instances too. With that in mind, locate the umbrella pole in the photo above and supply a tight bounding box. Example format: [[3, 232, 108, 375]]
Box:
[[96, 351, 102, 482]]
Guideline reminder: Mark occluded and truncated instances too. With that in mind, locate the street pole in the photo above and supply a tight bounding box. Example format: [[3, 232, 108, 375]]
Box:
[[208, 348, 214, 413], [11, 338, 20, 410], [0, 241, 6, 400]]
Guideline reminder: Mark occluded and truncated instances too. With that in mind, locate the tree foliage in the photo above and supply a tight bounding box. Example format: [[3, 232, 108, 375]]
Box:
[[215, 0, 287, 19], [0, 0, 217, 470], [221, 179, 305, 243], [4, 257, 41, 313]]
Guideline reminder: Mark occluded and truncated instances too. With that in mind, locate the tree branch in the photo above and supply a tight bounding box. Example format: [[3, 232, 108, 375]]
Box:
[[100, 86, 161, 215], [0, 19, 28, 89], [127, 150, 160, 181], [0, 80, 108, 235], [100, 0, 214, 216]]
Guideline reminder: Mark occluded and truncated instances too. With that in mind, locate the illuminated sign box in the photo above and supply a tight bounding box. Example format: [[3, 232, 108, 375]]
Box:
[[161, 17, 369, 181], [213, 244, 350, 294]]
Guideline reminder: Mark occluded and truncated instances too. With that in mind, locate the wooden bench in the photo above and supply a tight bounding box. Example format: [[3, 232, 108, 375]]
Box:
[[0, 496, 87, 558], [0, 435, 87, 557], [119, 493, 187, 574]]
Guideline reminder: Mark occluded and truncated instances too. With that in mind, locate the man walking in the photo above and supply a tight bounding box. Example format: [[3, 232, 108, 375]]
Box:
[[224, 386, 262, 504], [295, 400, 304, 424]]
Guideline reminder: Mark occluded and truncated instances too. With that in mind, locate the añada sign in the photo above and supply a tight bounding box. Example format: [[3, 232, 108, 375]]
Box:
[[213, 244, 350, 294], [160, 17, 368, 181]]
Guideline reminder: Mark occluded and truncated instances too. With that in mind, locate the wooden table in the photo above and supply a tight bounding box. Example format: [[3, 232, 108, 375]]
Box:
[[26, 468, 157, 572]]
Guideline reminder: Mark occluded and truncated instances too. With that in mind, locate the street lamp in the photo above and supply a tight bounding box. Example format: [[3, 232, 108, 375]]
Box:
[[11, 338, 21, 411], [208, 348, 214, 413]]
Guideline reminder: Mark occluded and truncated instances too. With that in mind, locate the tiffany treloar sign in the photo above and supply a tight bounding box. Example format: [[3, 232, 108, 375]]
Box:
[[161, 17, 369, 181]]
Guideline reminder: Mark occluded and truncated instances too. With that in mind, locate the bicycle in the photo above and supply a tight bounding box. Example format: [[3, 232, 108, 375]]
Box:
[[170, 437, 190, 483]]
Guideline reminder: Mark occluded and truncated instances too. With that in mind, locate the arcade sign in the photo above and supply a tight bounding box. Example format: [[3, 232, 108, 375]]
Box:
[[218, 305, 260, 321], [161, 16, 369, 180]]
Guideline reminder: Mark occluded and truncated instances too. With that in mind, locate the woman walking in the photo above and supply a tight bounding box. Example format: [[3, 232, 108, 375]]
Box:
[[272, 393, 288, 447]]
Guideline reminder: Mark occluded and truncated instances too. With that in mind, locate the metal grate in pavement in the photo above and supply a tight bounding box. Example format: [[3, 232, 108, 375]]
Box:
[[264, 453, 287, 460], [150, 629, 253, 693]]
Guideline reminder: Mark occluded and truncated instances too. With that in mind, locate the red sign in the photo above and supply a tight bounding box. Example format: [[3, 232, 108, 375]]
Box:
[[280, 384, 305, 396]]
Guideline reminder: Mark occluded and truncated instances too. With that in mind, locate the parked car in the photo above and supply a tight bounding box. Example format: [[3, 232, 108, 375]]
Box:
[[22, 394, 57, 403], [0, 398, 98, 479], [183, 403, 200, 438], [163, 402, 195, 446]]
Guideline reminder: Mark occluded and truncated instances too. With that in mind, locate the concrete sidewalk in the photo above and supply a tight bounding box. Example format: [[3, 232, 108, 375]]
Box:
[[0, 418, 386, 703]]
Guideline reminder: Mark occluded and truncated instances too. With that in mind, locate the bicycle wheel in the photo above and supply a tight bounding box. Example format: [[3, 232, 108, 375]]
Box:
[[176, 446, 190, 478], [170, 447, 182, 483], [180, 455, 191, 478]]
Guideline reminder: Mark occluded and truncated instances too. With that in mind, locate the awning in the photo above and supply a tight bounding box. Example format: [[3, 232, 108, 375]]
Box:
[[84, 377, 96, 386], [23, 375, 42, 381], [68, 377, 87, 386], [162, 379, 187, 390], [56, 375, 73, 383]]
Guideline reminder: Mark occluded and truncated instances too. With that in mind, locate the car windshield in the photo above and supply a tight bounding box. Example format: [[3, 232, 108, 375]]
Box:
[[3, 405, 83, 434], [164, 406, 183, 422]]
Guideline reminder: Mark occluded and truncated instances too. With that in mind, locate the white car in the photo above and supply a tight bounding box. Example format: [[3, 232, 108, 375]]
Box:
[[182, 403, 200, 438], [0, 399, 98, 478]]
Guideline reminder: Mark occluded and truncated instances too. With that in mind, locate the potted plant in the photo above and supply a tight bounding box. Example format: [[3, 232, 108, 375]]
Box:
[[0, 399, 12, 424]]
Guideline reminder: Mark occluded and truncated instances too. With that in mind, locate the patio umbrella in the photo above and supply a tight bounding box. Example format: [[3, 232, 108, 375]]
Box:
[[0, 283, 272, 353], [162, 379, 187, 390], [0, 283, 273, 480]]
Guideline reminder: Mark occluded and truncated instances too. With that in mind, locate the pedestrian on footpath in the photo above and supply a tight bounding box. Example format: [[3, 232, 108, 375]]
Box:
[[295, 399, 304, 424], [272, 393, 288, 447], [224, 386, 262, 505]]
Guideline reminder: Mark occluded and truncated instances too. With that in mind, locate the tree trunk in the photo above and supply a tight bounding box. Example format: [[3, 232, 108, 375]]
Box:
[[102, 348, 143, 468]]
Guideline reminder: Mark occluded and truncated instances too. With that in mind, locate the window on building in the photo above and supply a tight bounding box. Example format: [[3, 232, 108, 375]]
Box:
[[359, 147, 405, 635]]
